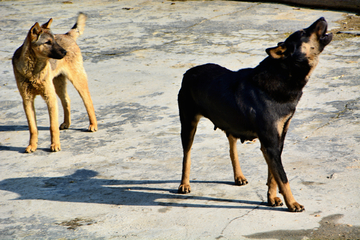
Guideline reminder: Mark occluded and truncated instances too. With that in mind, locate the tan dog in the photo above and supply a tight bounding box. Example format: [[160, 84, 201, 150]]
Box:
[[12, 13, 97, 153]]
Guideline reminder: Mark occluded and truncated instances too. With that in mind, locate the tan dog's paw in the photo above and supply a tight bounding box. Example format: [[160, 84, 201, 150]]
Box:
[[178, 184, 191, 194], [288, 202, 305, 212], [50, 143, 61, 152], [268, 196, 283, 207], [235, 176, 248, 186], [25, 144, 37, 153], [60, 122, 70, 130], [88, 124, 97, 132]]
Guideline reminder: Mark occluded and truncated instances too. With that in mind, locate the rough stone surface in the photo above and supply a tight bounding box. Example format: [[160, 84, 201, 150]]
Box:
[[0, 1, 359, 239]]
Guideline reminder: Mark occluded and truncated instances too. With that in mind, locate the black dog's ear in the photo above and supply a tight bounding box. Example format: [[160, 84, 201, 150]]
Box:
[[266, 42, 287, 59], [266, 42, 296, 59], [41, 18, 53, 29]]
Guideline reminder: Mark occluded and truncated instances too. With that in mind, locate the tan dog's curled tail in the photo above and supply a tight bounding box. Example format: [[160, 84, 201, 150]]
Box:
[[67, 12, 87, 40]]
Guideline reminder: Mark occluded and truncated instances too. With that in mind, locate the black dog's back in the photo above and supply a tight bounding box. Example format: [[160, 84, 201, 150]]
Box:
[[179, 63, 259, 142]]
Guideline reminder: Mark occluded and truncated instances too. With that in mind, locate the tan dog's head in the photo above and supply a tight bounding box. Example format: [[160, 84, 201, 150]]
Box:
[[27, 18, 67, 60], [266, 17, 333, 68]]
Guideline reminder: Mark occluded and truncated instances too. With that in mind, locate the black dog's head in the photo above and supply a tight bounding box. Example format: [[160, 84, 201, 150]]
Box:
[[27, 19, 67, 60], [266, 17, 332, 67]]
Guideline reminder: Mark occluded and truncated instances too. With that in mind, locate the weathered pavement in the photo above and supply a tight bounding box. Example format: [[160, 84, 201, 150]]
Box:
[[1, 1, 360, 239]]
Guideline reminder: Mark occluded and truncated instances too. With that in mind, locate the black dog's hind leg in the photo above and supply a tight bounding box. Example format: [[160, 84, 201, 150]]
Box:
[[227, 134, 248, 186], [178, 114, 200, 193], [178, 90, 200, 194]]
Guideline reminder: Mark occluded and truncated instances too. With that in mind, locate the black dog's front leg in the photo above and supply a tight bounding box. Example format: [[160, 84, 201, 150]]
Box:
[[260, 142, 304, 212]]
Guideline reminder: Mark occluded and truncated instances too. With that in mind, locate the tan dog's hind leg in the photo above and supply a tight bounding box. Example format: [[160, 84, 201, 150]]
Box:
[[23, 96, 38, 153], [227, 134, 248, 185], [54, 75, 71, 130], [67, 68, 97, 132]]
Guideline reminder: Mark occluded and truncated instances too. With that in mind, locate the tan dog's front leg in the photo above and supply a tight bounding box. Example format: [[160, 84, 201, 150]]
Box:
[[23, 97, 38, 153], [228, 134, 248, 186]]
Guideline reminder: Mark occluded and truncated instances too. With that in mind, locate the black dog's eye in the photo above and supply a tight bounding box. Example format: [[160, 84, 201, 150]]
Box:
[[45, 40, 52, 45]]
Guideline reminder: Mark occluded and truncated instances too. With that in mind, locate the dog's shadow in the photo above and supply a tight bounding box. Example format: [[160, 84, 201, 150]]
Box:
[[0, 125, 89, 153], [0, 125, 48, 132], [0, 169, 285, 211], [0, 125, 88, 132]]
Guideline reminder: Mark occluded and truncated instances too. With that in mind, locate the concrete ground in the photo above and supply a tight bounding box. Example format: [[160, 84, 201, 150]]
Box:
[[0, 0, 359, 239]]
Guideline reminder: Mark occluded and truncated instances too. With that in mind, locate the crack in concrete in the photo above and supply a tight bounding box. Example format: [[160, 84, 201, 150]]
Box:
[[217, 191, 265, 239], [245, 214, 360, 239], [85, 4, 261, 61], [304, 97, 360, 141], [184, 3, 261, 31]]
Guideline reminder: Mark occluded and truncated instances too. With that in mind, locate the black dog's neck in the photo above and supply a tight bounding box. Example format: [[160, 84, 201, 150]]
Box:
[[251, 56, 311, 103]]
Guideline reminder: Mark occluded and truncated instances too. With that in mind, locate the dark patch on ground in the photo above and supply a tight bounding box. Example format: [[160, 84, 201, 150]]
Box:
[[56, 217, 96, 230], [97, 102, 167, 129], [245, 214, 360, 240], [301, 181, 325, 186], [331, 14, 360, 40]]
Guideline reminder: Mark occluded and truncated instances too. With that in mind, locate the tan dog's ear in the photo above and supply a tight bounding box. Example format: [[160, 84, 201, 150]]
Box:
[[266, 43, 287, 59], [41, 18, 53, 29], [29, 22, 42, 42]]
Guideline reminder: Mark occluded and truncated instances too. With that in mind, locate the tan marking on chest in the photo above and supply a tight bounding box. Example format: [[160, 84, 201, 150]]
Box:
[[301, 33, 321, 80]]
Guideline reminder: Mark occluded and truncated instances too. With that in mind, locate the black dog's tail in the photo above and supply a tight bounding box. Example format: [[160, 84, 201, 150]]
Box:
[[67, 12, 87, 40]]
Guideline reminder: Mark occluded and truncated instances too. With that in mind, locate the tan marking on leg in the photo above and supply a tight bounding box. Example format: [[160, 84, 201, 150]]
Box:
[[278, 182, 304, 212], [261, 144, 304, 212], [179, 149, 192, 193], [275, 113, 292, 138], [178, 115, 201, 194], [267, 169, 283, 206], [228, 134, 248, 186]]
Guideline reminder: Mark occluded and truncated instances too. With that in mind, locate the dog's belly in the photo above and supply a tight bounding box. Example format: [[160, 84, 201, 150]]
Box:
[[210, 116, 258, 143], [201, 102, 258, 143]]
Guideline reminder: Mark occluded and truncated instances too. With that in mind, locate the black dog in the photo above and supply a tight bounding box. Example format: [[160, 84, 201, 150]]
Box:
[[177, 17, 332, 212]]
